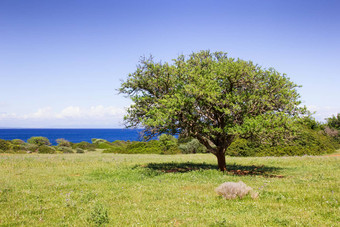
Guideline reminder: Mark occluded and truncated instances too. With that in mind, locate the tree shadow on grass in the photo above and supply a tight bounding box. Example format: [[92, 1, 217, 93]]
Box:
[[142, 162, 284, 178]]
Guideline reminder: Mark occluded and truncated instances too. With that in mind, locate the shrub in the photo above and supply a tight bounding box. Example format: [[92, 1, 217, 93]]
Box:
[[0, 139, 10, 151], [76, 148, 85, 153], [9, 139, 26, 152], [324, 127, 340, 144], [38, 145, 56, 154], [111, 140, 129, 147], [11, 139, 25, 145], [179, 139, 207, 154], [27, 137, 51, 146], [91, 138, 109, 144], [103, 140, 165, 154], [215, 181, 258, 200], [300, 116, 324, 130], [129, 140, 163, 154], [9, 144, 22, 152], [324, 127, 338, 137], [57, 146, 74, 153], [226, 125, 337, 157], [158, 134, 178, 150], [102, 146, 126, 153], [97, 143, 114, 149], [226, 138, 255, 157], [102, 139, 182, 154], [76, 141, 96, 151], [161, 146, 182, 154], [326, 113, 340, 130], [22, 143, 39, 153], [102, 140, 130, 153], [56, 138, 71, 147]]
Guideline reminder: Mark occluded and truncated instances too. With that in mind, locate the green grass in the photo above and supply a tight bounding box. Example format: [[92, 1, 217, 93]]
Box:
[[0, 152, 339, 226]]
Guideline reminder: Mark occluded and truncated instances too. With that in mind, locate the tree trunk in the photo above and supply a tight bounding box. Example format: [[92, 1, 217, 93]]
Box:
[[216, 151, 227, 171]]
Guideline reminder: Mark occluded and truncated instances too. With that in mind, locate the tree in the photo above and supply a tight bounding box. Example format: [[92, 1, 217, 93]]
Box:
[[56, 138, 71, 147], [27, 136, 51, 146], [158, 134, 178, 151], [120, 51, 305, 171], [326, 113, 340, 130]]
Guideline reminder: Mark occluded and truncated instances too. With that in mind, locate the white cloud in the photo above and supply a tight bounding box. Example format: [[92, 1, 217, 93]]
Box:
[[57, 106, 82, 119], [0, 105, 126, 128], [0, 112, 18, 119], [30, 107, 54, 119], [307, 105, 340, 121]]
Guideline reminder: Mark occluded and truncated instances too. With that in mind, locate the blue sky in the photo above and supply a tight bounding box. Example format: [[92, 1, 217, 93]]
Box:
[[0, 0, 339, 128]]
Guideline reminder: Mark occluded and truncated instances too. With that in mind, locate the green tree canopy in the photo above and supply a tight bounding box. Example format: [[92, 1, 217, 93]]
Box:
[[326, 113, 340, 130], [120, 51, 306, 171], [27, 136, 51, 147]]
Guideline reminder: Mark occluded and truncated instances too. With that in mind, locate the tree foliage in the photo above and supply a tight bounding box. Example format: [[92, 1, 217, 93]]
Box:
[[158, 134, 178, 151], [326, 113, 340, 130], [27, 136, 51, 146], [120, 51, 306, 170], [56, 138, 71, 147]]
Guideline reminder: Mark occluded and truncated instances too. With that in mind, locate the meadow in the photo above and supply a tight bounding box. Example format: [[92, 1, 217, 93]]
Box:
[[0, 152, 339, 226]]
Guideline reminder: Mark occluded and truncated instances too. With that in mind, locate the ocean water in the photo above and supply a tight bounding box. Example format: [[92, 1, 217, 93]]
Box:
[[0, 129, 144, 145]]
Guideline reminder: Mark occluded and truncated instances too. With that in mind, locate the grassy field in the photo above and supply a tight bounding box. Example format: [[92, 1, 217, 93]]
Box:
[[0, 152, 339, 226]]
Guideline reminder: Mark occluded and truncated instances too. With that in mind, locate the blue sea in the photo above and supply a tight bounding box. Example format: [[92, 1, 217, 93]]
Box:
[[0, 129, 144, 145]]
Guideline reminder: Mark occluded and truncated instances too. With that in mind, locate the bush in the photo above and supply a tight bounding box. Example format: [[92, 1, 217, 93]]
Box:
[[300, 116, 324, 130], [158, 134, 178, 151], [102, 146, 126, 153], [326, 113, 340, 130], [226, 126, 337, 157], [76, 148, 85, 153], [226, 138, 255, 157], [179, 139, 207, 154], [9, 139, 26, 152], [27, 137, 51, 146], [102, 139, 182, 154], [9, 144, 22, 152], [75, 141, 96, 151], [11, 139, 25, 145], [103, 140, 160, 154], [38, 145, 55, 154], [324, 127, 338, 137], [101, 140, 128, 153], [324, 127, 340, 144], [215, 181, 258, 200], [56, 138, 71, 147], [126, 141, 157, 154], [22, 143, 39, 153], [0, 139, 10, 152], [0, 139, 30, 153], [161, 146, 182, 154], [57, 146, 74, 153], [91, 138, 109, 144], [111, 140, 129, 147], [97, 143, 114, 149]]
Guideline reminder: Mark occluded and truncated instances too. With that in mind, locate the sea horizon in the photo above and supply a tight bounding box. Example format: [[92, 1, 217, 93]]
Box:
[[0, 127, 130, 129], [0, 128, 145, 145]]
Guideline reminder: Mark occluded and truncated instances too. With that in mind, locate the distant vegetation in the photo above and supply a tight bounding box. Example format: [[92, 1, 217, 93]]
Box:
[[0, 114, 339, 156]]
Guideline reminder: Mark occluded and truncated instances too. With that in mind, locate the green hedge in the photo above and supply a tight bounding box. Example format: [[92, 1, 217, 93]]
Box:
[[102, 139, 181, 154], [38, 145, 56, 154], [226, 127, 338, 157]]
